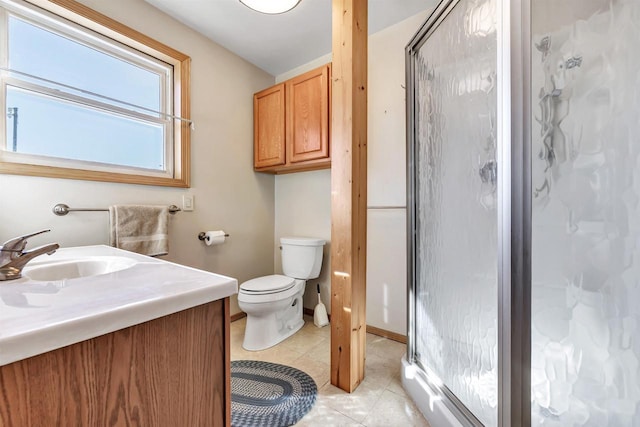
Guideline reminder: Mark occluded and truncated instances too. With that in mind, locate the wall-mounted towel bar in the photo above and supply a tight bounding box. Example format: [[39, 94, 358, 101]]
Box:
[[52, 203, 181, 216], [367, 205, 406, 210]]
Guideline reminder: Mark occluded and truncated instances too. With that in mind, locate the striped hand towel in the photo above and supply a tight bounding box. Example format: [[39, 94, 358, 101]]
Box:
[[109, 205, 169, 256]]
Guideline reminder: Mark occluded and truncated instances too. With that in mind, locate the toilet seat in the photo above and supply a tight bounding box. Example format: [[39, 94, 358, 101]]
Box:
[[240, 274, 295, 295], [238, 275, 305, 304]]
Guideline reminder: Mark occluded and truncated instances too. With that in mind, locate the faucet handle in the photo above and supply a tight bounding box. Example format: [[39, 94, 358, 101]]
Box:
[[1, 229, 51, 253]]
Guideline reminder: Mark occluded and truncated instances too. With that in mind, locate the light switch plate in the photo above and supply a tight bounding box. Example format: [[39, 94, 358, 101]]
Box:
[[182, 194, 194, 211]]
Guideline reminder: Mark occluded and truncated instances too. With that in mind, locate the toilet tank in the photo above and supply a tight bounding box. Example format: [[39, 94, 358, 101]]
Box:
[[281, 237, 325, 279]]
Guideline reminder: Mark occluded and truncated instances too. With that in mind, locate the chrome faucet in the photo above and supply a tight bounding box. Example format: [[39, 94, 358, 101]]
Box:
[[0, 230, 60, 281]]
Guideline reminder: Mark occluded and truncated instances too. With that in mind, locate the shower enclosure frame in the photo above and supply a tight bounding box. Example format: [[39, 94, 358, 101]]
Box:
[[405, 0, 532, 425]]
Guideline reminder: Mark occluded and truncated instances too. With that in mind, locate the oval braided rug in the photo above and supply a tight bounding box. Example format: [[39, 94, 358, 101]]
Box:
[[231, 360, 317, 427]]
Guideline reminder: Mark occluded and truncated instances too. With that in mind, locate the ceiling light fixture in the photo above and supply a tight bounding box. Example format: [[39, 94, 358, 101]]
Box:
[[239, 0, 302, 15]]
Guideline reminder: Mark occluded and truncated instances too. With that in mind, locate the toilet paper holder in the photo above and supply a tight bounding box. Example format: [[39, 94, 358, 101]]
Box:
[[198, 231, 230, 241]]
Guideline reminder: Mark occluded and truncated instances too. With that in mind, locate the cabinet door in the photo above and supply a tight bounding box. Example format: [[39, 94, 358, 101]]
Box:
[[286, 65, 330, 163], [254, 84, 286, 169]]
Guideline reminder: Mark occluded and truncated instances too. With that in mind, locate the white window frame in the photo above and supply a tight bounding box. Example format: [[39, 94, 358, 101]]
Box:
[[0, 0, 191, 187]]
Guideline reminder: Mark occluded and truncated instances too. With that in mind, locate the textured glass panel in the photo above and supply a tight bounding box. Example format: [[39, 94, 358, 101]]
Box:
[[413, 0, 498, 424], [531, 0, 640, 425]]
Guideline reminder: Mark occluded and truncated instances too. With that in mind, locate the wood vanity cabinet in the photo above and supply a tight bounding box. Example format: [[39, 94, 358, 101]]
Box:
[[0, 299, 231, 427], [253, 64, 331, 173]]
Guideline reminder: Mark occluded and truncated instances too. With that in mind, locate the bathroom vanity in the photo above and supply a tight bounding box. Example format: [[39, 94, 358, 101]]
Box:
[[0, 245, 237, 427]]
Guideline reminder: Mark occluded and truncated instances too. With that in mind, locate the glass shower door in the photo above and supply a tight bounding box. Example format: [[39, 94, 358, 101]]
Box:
[[411, 0, 498, 425], [530, 0, 640, 424]]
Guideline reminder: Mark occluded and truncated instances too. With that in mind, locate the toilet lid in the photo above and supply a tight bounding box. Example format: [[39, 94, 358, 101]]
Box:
[[240, 275, 296, 294]]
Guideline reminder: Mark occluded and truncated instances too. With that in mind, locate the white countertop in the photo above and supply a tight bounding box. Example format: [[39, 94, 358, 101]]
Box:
[[0, 245, 238, 366]]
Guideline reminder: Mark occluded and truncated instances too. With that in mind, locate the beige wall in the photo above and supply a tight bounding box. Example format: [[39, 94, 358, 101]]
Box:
[[273, 54, 333, 313], [366, 11, 428, 335], [274, 12, 428, 328], [273, 12, 429, 325], [273, 169, 332, 313], [0, 2, 430, 324], [275, 53, 333, 83], [0, 0, 276, 316]]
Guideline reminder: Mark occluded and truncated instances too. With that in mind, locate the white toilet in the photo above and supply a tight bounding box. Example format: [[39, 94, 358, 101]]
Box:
[[238, 236, 325, 351]]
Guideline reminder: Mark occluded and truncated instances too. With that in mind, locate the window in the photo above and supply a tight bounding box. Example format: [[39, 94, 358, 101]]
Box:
[[0, 0, 191, 187]]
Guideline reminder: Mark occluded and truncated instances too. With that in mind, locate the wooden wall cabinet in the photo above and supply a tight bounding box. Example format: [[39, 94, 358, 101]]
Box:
[[254, 64, 331, 174], [254, 83, 286, 168]]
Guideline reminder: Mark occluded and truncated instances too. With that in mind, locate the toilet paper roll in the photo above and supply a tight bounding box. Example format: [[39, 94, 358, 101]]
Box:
[[204, 230, 227, 246]]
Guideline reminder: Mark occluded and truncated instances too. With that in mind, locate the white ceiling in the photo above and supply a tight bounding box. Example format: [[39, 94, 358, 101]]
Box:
[[144, 0, 434, 76]]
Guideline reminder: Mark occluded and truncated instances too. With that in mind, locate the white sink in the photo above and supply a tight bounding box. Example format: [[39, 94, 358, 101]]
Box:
[[1, 245, 238, 366], [23, 256, 138, 281]]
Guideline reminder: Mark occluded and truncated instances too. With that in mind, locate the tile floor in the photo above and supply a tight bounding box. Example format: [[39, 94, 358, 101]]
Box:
[[231, 315, 430, 426]]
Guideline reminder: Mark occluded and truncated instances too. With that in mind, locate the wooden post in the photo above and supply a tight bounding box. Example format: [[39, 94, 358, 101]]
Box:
[[330, 0, 367, 393]]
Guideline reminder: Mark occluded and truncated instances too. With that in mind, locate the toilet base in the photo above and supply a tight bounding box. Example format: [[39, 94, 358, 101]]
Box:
[[240, 287, 305, 351], [243, 317, 304, 351]]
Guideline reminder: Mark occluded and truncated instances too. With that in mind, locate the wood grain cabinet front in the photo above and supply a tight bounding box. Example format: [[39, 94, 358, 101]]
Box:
[[0, 300, 231, 427], [254, 83, 286, 169], [253, 64, 331, 174]]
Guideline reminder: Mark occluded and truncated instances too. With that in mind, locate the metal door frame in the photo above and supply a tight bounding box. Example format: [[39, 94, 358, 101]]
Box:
[[405, 0, 532, 425]]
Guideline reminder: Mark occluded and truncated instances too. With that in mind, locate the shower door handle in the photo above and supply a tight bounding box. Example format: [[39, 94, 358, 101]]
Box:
[[479, 160, 497, 185]]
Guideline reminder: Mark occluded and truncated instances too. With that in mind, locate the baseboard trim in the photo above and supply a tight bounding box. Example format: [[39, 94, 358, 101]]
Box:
[[230, 312, 246, 323], [303, 308, 406, 344], [366, 325, 407, 344]]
